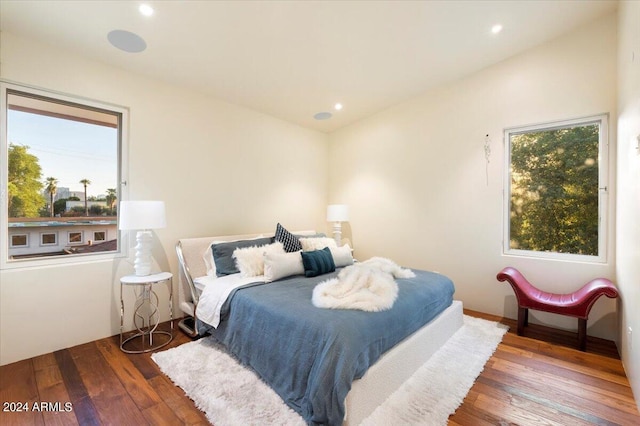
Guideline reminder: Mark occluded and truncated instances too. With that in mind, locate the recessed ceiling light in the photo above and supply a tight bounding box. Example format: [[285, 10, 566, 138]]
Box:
[[491, 24, 503, 34], [334, 103, 343, 111], [139, 4, 154, 17], [314, 112, 332, 120], [108, 30, 147, 53]]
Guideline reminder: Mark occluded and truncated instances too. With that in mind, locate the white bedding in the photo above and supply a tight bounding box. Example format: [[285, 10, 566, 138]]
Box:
[[195, 274, 266, 328], [193, 275, 213, 293]]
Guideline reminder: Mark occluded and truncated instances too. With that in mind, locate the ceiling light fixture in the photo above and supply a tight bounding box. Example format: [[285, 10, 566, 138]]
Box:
[[108, 30, 147, 53], [491, 24, 503, 34], [139, 4, 154, 17], [334, 103, 343, 111]]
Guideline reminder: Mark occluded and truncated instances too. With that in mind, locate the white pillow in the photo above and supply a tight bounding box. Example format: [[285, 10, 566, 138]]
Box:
[[203, 246, 215, 276], [330, 244, 354, 268], [263, 251, 304, 283], [299, 237, 338, 252], [233, 242, 284, 278]]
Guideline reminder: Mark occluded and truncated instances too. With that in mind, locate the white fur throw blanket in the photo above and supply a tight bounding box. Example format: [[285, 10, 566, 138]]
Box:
[[312, 257, 416, 312]]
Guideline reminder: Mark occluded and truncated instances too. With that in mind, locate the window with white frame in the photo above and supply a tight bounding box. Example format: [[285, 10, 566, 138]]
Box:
[[1, 82, 128, 268], [93, 231, 107, 242], [41, 232, 57, 246], [68, 232, 83, 244], [504, 114, 609, 263], [10, 234, 28, 248]]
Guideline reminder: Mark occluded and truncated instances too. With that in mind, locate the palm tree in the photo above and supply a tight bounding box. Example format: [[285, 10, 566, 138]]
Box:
[[105, 188, 117, 212], [79, 178, 91, 216], [45, 177, 58, 217]]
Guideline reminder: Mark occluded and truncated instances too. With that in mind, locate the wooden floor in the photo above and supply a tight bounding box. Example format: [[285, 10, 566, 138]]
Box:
[[1, 311, 638, 425]]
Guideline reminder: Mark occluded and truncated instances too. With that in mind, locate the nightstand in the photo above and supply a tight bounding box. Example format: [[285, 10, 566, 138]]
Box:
[[120, 271, 173, 353]]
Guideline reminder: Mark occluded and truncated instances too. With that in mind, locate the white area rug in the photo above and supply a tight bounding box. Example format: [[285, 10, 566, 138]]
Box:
[[151, 315, 507, 425]]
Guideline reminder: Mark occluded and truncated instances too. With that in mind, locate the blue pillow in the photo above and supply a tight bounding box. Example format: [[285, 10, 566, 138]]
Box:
[[301, 247, 335, 277], [212, 237, 274, 276]]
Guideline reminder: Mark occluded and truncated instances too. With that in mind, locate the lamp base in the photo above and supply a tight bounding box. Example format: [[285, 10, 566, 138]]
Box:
[[332, 222, 342, 247], [134, 230, 153, 276]]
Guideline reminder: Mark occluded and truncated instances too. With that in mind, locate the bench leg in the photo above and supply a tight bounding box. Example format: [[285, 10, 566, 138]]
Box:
[[578, 318, 587, 351], [517, 307, 528, 335]]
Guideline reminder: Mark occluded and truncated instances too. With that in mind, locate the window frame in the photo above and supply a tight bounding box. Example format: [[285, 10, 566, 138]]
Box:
[[0, 80, 129, 269], [502, 114, 609, 263], [10, 234, 29, 248], [93, 230, 107, 242], [40, 232, 57, 246], [68, 231, 83, 245]]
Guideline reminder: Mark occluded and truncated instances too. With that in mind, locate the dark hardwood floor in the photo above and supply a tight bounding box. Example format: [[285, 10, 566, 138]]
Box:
[[450, 311, 639, 425], [1, 310, 638, 425]]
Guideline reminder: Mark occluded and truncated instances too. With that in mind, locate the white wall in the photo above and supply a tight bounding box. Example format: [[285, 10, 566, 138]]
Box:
[[0, 33, 329, 365], [616, 0, 640, 410], [329, 14, 618, 339], [1, 12, 632, 385]]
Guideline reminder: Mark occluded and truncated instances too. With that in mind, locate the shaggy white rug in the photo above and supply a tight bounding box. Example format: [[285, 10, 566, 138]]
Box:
[[151, 315, 507, 425]]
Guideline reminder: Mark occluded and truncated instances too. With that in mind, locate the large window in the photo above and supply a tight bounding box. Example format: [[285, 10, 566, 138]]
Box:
[[1, 82, 128, 268], [504, 114, 609, 263]]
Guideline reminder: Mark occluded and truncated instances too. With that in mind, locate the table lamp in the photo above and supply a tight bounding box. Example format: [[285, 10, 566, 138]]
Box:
[[119, 200, 166, 276], [327, 204, 349, 246]]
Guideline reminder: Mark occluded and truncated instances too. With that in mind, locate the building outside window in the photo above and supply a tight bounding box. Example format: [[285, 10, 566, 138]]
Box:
[[0, 82, 128, 268], [503, 114, 609, 263]]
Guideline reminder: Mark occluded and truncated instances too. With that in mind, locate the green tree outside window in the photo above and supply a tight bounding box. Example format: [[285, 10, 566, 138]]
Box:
[[8, 144, 45, 218], [509, 124, 599, 256]]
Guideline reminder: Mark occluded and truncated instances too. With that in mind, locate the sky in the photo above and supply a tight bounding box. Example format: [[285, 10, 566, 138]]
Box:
[[8, 110, 118, 198]]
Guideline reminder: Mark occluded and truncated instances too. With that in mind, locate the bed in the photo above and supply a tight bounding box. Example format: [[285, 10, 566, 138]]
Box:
[[175, 230, 463, 425]]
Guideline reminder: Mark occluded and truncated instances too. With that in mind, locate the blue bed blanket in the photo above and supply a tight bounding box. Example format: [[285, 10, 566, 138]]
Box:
[[207, 268, 454, 425]]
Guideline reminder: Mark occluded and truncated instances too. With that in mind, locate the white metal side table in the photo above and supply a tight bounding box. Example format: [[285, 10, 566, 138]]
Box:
[[120, 271, 173, 354]]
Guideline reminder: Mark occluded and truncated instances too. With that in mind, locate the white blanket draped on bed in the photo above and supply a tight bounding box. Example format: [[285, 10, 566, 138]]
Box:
[[196, 274, 267, 328], [312, 257, 416, 312]]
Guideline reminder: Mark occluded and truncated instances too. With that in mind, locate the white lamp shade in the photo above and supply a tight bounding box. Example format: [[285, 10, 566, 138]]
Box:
[[119, 201, 166, 230], [327, 204, 349, 222]]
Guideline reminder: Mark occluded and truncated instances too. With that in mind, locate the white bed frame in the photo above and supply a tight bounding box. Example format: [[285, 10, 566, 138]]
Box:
[[175, 231, 463, 425]]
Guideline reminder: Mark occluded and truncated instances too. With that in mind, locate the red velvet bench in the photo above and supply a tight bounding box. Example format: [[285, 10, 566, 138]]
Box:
[[497, 267, 619, 351]]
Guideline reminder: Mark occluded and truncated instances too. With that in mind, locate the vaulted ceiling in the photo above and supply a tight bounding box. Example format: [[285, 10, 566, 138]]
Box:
[[0, 1, 617, 132]]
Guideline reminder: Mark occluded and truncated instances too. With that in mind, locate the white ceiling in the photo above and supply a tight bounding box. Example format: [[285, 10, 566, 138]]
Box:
[[0, 0, 617, 133]]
